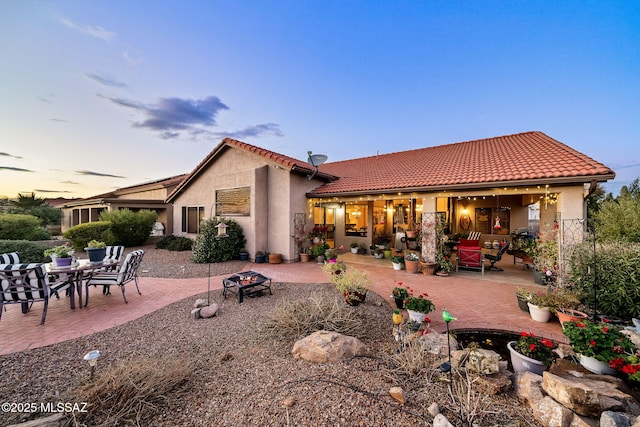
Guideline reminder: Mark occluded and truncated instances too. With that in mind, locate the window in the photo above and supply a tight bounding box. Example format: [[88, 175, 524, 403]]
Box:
[[345, 204, 368, 236], [216, 187, 250, 216], [181, 206, 204, 233]]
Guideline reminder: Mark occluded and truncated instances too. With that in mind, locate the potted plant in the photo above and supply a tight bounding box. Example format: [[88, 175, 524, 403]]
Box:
[[357, 243, 367, 255], [391, 254, 404, 270], [255, 251, 267, 264], [515, 288, 532, 312], [370, 246, 385, 259], [507, 332, 557, 375], [404, 251, 420, 273], [324, 265, 371, 306], [239, 248, 250, 261], [390, 282, 408, 308], [308, 225, 328, 244], [350, 242, 359, 254], [44, 244, 75, 266], [312, 243, 329, 263], [404, 290, 435, 323], [299, 247, 312, 262], [435, 251, 452, 276], [562, 319, 634, 374], [85, 240, 107, 263], [527, 291, 554, 323], [268, 252, 283, 264]]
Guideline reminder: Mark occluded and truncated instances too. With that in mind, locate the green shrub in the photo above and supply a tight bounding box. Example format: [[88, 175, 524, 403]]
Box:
[[156, 235, 193, 251], [0, 213, 51, 241], [569, 241, 640, 319], [0, 240, 49, 263], [99, 209, 157, 247], [192, 218, 246, 263], [63, 221, 112, 251]]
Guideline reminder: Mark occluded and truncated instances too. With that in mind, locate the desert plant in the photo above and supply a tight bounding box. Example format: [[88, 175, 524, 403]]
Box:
[[73, 355, 192, 426], [326, 266, 371, 295], [192, 217, 246, 263], [260, 294, 365, 339]]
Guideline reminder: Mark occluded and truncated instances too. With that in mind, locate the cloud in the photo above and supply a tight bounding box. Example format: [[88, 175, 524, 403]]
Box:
[[214, 123, 284, 139], [61, 181, 82, 185], [0, 166, 32, 172], [75, 170, 126, 178], [51, 118, 68, 123], [0, 153, 23, 160], [102, 95, 230, 138], [85, 72, 128, 88], [34, 189, 73, 193], [59, 17, 114, 41]]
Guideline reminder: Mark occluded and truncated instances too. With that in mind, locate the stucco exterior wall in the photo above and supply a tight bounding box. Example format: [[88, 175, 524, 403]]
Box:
[[171, 147, 315, 262]]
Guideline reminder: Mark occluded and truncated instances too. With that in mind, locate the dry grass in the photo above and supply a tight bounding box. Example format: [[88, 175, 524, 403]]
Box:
[[259, 293, 366, 340], [72, 355, 193, 427]]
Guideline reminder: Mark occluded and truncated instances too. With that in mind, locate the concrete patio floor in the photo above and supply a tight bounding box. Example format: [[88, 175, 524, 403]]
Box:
[[0, 253, 565, 356]]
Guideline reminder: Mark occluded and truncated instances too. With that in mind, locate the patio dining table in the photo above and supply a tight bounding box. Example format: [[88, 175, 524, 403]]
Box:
[[46, 259, 118, 309]]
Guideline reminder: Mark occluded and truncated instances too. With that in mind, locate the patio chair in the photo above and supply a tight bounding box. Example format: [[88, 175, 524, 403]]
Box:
[[485, 242, 510, 271], [456, 242, 484, 275], [97, 245, 125, 295], [0, 263, 50, 325], [84, 250, 145, 306], [0, 252, 31, 314]]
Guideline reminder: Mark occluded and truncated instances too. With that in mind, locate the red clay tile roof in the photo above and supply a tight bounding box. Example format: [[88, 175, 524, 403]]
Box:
[[310, 131, 615, 196], [166, 138, 333, 202]]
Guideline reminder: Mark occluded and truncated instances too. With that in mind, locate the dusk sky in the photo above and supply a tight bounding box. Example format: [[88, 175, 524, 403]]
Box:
[[1, 1, 638, 199]]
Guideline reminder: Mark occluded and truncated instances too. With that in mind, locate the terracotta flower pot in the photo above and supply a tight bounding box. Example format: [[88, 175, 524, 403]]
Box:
[[269, 253, 282, 264], [556, 308, 588, 328]]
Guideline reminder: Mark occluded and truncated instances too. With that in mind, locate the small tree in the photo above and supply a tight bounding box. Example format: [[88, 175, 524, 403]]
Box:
[[192, 218, 246, 263], [99, 209, 157, 247]]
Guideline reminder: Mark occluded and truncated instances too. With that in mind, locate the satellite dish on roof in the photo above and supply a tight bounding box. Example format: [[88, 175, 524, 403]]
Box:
[[307, 151, 328, 180]]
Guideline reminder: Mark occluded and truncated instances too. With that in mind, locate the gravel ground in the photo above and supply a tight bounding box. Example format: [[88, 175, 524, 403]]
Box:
[[0, 246, 540, 427]]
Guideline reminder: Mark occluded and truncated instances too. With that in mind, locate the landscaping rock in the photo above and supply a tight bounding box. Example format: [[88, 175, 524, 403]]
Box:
[[389, 386, 405, 404], [291, 330, 368, 363], [194, 298, 208, 308], [200, 304, 219, 318], [600, 410, 631, 427], [466, 348, 501, 374]]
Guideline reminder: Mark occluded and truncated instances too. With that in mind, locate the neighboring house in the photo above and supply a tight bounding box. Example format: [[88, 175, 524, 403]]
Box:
[[60, 174, 187, 234], [167, 131, 614, 262], [65, 131, 614, 262]]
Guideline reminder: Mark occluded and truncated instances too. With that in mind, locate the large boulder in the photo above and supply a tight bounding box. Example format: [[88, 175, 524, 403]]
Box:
[[292, 330, 368, 363]]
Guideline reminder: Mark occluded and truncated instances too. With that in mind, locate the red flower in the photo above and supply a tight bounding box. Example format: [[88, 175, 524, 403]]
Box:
[[520, 332, 529, 337], [602, 326, 609, 333], [576, 322, 587, 328], [529, 343, 537, 351], [541, 339, 554, 348], [589, 340, 597, 347]]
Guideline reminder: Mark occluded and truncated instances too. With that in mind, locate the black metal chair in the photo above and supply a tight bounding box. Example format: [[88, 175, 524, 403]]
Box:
[[485, 243, 510, 271], [84, 250, 145, 306], [0, 263, 50, 325]]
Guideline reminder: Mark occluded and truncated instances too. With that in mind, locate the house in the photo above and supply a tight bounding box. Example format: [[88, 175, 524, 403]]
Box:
[[62, 131, 614, 262], [166, 131, 614, 262], [61, 174, 187, 234]]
